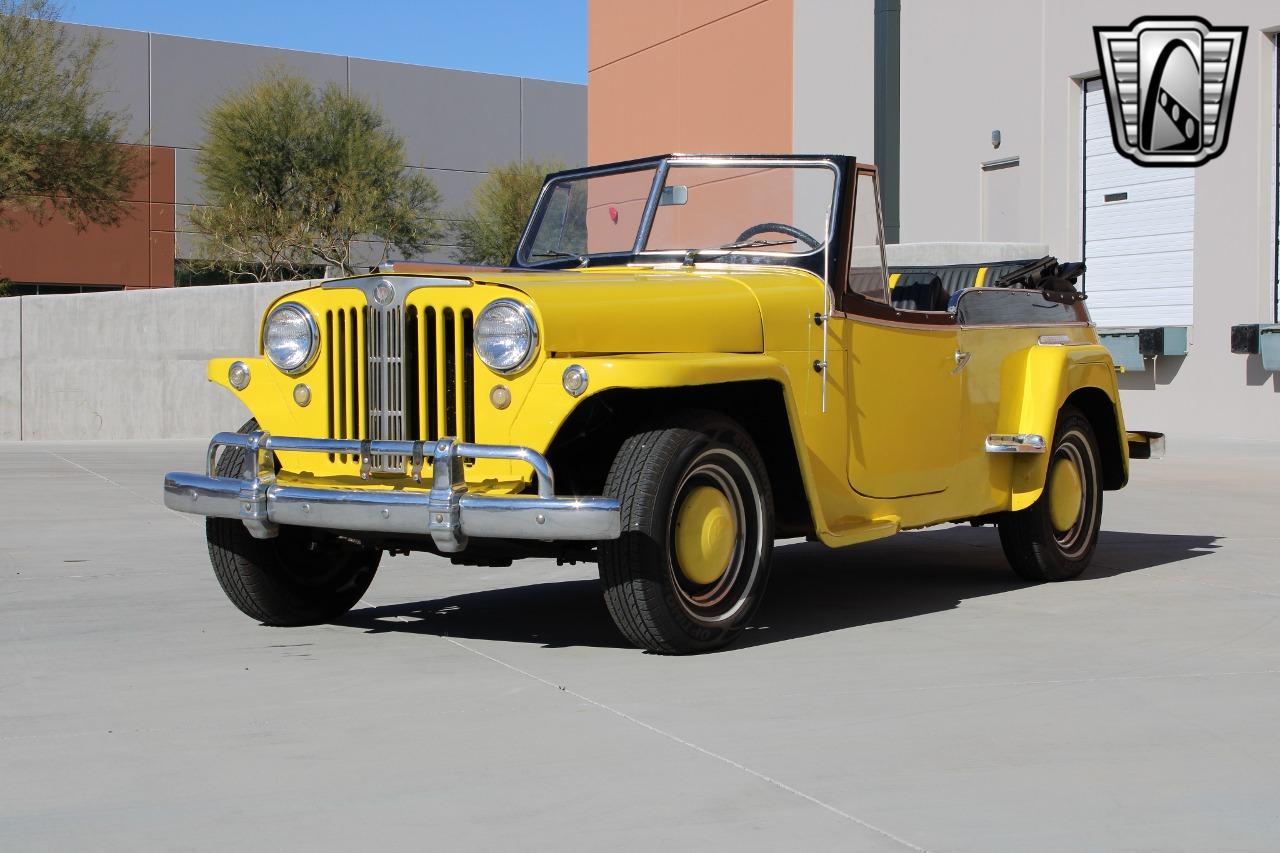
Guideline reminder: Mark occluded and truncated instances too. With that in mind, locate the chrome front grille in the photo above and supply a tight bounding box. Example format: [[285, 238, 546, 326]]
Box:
[[324, 296, 475, 474], [367, 305, 406, 471]]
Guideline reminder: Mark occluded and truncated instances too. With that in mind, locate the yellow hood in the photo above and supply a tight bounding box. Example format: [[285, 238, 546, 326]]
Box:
[[471, 267, 765, 355]]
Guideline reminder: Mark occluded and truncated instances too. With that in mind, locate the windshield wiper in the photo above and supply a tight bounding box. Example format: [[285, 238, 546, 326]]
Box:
[[531, 250, 588, 267], [716, 238, 797, 251], [680, 238, 799, 265]]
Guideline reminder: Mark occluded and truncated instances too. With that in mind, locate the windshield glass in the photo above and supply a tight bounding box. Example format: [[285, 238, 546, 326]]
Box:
[[522, 165, 657, 263], [517, 158, 837, 266], [645, 164, 835, 255]]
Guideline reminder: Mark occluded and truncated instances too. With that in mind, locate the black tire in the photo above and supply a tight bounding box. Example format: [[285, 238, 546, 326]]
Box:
[[205, 419, 381, 626], [997, 405, 1102, 582], [599, 412, 774, 654]]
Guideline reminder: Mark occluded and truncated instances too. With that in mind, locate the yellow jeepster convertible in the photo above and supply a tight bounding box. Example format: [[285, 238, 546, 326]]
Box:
[[164, 154, 1162, 653]]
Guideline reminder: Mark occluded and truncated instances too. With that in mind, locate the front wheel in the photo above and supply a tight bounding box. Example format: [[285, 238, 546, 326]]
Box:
[[599, 412, 774, 654], [205, 420, 381, 626], [997, 405, 1103, 582]]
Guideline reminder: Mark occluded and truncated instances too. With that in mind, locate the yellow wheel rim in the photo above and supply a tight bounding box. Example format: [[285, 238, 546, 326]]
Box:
[[674, 485, 737, 586], [1048, 456, 1084, 533]]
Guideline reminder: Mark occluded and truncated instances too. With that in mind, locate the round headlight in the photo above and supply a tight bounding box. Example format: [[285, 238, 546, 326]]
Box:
[[263, 302, 318, 374], [475, 299, 538, 374]]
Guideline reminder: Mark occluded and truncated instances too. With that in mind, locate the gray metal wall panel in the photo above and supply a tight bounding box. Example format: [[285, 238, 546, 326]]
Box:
[[62, 24, 151, 141], [420, 167, 486, 216], [149, 35, 348, 149], [521, 79, 587, 165], [174, 147, 202, 205], [348, 58, 521, 171]]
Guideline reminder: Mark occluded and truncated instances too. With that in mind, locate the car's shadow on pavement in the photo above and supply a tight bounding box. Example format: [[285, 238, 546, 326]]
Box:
[[333, 527, 1221, 651]]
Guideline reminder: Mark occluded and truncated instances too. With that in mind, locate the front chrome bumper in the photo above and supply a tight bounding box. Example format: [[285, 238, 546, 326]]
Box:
[[163, 431, 620, 553]]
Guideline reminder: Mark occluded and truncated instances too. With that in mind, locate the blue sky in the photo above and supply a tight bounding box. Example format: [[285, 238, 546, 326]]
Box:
[[62, 0, 587, 83]]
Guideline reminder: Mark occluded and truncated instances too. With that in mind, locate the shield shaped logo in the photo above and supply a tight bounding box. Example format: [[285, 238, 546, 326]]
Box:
[[1094, 17, 1246, 167]]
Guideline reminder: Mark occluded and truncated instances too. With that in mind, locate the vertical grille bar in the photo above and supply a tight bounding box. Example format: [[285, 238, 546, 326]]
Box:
[[404, 307, 421, 442], [442, 308, 457, 437], [349, 307, 361, 443], [326, 311, 337, 462], [358, 307, 368, 441], [433, 307, 447, 441], [337, 309, 348, 444], [461, 309, 475, 443]]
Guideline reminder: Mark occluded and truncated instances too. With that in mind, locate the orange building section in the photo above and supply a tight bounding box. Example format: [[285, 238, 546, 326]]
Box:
[[0, 144, 176, 290], [588, 0, 794, 164]]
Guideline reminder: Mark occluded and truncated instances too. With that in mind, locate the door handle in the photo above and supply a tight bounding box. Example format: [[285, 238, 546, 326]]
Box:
[[952, 351, 971, 374]]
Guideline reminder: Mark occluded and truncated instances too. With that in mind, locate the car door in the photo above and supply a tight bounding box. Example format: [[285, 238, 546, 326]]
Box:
[[838, 169, 962, 498]]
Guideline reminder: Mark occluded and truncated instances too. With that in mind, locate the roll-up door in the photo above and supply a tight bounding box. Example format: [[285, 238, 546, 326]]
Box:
[[1082, 78, 1195, 327]]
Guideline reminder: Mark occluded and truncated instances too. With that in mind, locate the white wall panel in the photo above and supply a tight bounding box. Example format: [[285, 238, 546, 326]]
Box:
[[1083, 81, 1194, 327]]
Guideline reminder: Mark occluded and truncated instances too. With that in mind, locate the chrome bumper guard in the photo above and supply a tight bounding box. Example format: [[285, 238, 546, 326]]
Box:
[[163, 431, 621, 553], [1126, 431, 1166, 460]]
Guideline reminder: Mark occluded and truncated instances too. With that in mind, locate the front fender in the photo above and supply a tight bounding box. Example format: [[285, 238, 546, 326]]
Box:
[[509, 353, 796, 454], [998, 344, 1125, 511]]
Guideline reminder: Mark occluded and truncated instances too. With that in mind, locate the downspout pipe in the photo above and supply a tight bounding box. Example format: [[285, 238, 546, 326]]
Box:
[[874, 0, 901, 244]]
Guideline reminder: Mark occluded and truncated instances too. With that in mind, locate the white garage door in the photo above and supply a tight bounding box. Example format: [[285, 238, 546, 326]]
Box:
[[1082, 79, 1195, 327]]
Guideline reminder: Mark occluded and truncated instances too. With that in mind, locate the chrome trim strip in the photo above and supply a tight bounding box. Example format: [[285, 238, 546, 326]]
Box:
[[985, 434, 1047, 453], [320, 275, 472, 306], [167, 431, 614, 552]]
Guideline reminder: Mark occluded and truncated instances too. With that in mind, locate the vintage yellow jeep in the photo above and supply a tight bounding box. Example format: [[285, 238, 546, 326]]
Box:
[[164, 154, 1162, 653]]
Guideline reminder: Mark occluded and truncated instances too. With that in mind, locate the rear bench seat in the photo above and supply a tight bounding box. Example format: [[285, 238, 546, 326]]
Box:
[[887, 260, 1036, 312]]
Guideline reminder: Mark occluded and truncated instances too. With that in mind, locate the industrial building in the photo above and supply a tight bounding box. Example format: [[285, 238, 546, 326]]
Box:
[[0, 23, 585, 294]]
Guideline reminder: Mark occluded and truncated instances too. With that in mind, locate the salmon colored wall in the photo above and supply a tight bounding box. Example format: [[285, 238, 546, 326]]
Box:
[[588, 0, 794, 164], [0, 145, 176, 290]]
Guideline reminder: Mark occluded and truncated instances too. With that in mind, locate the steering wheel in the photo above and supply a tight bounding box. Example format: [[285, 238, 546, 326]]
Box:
[[733, 222, 821, 249]]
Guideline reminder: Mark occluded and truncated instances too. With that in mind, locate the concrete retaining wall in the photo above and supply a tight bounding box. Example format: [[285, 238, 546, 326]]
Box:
[[2, 281, 308, 441], [0, 298, 19, 440]]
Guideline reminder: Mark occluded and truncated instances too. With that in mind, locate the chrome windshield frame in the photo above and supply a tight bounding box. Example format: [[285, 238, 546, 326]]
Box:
[[512, 153, 851, 269]]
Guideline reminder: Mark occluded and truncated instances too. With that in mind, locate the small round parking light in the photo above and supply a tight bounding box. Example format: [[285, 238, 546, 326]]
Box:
[[293, 383, 312, 407], [562, 364, 588, 397], [228, 360, 251, 390], [489, 384, 512, 410]]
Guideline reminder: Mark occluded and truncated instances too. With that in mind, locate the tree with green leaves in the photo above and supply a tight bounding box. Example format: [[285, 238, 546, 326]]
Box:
[[454, 158, 563, 266], [0, 0, 140, 230], [188, 68, 442, 281]]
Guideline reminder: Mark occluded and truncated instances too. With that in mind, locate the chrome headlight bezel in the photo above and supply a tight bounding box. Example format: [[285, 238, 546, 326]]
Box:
[[262, 302, 319, 375], [475, 298, 539, 375]]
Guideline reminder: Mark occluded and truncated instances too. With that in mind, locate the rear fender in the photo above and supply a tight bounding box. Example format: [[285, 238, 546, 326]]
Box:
[[998, 344, 1127, 511]]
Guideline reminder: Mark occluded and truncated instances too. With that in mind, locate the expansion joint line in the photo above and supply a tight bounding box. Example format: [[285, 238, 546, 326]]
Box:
[[365, 600, 932, 853]]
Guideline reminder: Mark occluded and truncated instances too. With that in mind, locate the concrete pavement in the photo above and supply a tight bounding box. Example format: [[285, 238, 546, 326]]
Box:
[[2, 438, 1278, 851]]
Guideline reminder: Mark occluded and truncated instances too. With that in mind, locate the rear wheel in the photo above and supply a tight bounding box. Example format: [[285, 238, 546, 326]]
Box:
[[599, 412, 774, 654], [205, 420, 381, 626], [997, 406, 1102, 581]]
